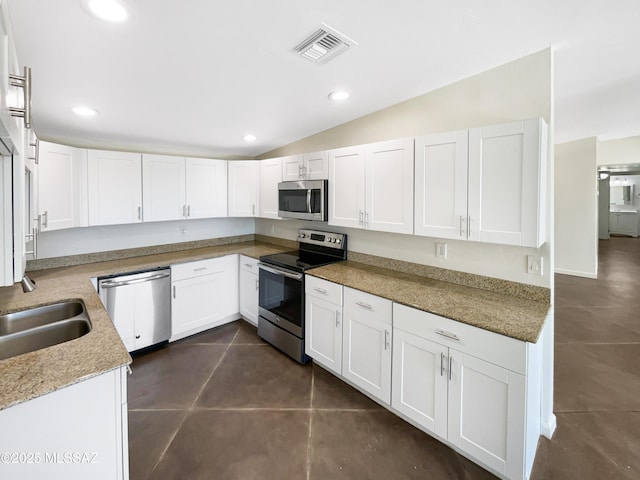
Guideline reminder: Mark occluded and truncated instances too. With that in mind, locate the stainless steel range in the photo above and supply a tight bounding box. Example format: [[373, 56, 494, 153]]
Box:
[[258, 229, 347, 363]]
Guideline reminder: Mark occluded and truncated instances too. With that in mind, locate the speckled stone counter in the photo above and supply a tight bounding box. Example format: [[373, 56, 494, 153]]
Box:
[[0, 241, 288, 411], [307, 261, 550, 343]]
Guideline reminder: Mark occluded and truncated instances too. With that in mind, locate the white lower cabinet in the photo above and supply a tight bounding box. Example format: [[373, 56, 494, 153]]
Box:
[[0, 366, 129, 480], [305, 276, 344, 376], [392, 303, 536, 480], [170, 255, 239, 341], [239, 255, 259, 325], [342, 287, 393, 404]]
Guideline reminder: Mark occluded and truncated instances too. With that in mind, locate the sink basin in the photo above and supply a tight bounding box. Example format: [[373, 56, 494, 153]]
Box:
[[0, 301, 92, 361]]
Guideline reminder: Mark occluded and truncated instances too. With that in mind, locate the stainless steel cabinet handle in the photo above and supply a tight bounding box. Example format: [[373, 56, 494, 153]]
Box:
[[244, 263, 253, 268], [9, 66, 32, 128], [137, 206, 141, 220], [182, 205, 187, 217], [449, 356, 453, 381], [255, 278, 259, 290], [359, 210, 363, 226], [355, 301, 373, 310], [37, 214, 42, 231], [336, 310, 341, 327], [29, 138, 39, 165], [436, 329, 460, 342], [440, 352, 445, 377], [314, 287, 327, 294], [384, 330, 390, 350], [459, 216, 464, 237], [252, 204, 255, 215], [173, 285, 177, 299], [42, 211, 48, 229], [365, 211, 369, 228], [187, 205, 191, 217], [101, 272, 171, 288], [193, 267, 207, 272], [258, 263, 303, 280]]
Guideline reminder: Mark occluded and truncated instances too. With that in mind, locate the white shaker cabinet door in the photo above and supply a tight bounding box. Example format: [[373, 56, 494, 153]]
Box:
[[468, 118, 547, 247], [239, 268, 259, 325], [303, 151, 329, 180], [88, 150, 142, 226], [447, 350, 526, 480], [281, 154, 304, 182], [392, 328, 448, 439], [414, 131, 469, 239], [185, 158, 227, 219], [228, 160, 259, 217], [142, 154, 186, 222], [364, 138, 414, 234], [328, 146, 366, 229], [305, 294, 343, 375], [259, 158, 282, 219], [38, 141, 85, 231]]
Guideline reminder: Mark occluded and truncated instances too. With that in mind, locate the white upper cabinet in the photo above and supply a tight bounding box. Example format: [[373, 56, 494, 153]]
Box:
[[142, 155, 227, 221], [185, 158, 227, 219], [329, 139, 413, 234], [415, 130, 469, 239], [282, 151, 328, 181], [415, 119, 547, 247], [88, 150, 142, 226], [328, 146, 366, 229], [37, 141, 87, 231], [142, 154, 186, 222], [228, 160, 259, 217], [468, 118, 547, 247], [364, 139, 414, 234], [259, 157, 282, 219]]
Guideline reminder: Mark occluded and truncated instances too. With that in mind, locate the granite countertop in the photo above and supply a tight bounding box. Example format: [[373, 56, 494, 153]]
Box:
[[307, 261, 550, 343], [0, 241, 288, 411]]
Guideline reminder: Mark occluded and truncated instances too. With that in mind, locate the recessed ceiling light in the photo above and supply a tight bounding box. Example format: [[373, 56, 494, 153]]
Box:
[[243, 134, 257, 142], [328, 90, 349, 101], [83, 0, 129, 23], [72, 106, 99, 117]]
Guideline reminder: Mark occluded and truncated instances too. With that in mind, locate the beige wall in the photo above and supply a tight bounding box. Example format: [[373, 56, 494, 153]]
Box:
[[257, 48, 553, 288], [554, 138, 598, 278], [598, 135, 640, 166]]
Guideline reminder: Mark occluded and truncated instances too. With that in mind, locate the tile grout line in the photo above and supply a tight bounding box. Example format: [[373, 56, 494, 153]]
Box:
[[147, 328, 241, 477], [306, 366, 315, 480]]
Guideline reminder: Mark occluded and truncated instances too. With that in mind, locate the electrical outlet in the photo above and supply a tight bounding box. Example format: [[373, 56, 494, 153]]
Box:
[[527, 255, 543, 275], [436, 242, 448, 259], [179, 225, 187, 236]]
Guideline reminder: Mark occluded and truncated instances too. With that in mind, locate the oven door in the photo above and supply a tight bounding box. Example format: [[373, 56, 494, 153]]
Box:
[[258, 263, 304, 337]]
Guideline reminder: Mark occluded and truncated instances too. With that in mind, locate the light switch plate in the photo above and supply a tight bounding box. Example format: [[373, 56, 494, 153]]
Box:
[[527, 255, 543, 275], [436, 243, 447, 259]]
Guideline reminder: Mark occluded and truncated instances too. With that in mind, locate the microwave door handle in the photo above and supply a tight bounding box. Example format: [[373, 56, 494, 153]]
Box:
[[306, 189, 312, 214]]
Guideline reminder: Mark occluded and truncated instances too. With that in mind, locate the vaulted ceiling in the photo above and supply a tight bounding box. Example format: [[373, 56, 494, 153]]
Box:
[[8, 0, 640, 157]]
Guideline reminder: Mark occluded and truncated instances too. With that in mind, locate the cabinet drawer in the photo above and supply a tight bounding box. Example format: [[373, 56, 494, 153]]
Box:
[[171, 257, 226, 282], [344, 287, 392, 324], [306, 276, 343, 305], [393, 303, 526, 374], [239, 255, 259, 273]]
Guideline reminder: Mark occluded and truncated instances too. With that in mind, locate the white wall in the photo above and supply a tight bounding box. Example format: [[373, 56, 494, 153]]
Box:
[[598, 135, 640, 166], [554, 138, 598, 278], [36, 217, 254, 259], [261, 49, 553, 288]]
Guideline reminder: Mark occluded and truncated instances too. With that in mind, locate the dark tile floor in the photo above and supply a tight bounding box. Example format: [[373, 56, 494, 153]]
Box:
[[128, 237, 640, 479]]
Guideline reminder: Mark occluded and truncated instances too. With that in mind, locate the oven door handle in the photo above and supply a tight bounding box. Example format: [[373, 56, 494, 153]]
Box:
[[258, 263, 303, 280]]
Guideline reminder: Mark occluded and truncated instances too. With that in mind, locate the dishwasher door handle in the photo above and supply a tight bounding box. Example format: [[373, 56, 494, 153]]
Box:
[[100, 271, 170, 288]]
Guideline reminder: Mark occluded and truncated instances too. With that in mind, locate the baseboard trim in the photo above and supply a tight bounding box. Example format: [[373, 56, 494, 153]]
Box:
[[554, 268, 597, 279], [541, 413, 557, 439]]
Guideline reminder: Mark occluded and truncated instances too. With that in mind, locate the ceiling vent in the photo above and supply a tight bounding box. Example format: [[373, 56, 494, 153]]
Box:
[[292, 24, 356, 65]]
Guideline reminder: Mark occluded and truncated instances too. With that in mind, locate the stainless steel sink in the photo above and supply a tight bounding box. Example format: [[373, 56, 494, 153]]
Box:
[[0, 301, 92, 361]]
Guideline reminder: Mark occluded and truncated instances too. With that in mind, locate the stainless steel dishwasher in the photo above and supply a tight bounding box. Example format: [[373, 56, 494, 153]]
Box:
[[98, 268, 171, 352]]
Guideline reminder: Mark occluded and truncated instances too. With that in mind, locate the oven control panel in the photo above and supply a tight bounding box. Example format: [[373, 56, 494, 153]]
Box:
[[297, 229, 346, 249]]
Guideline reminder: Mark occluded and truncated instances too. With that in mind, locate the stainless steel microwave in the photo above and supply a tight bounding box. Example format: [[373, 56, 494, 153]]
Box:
[[278, 180, 328, 221]]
